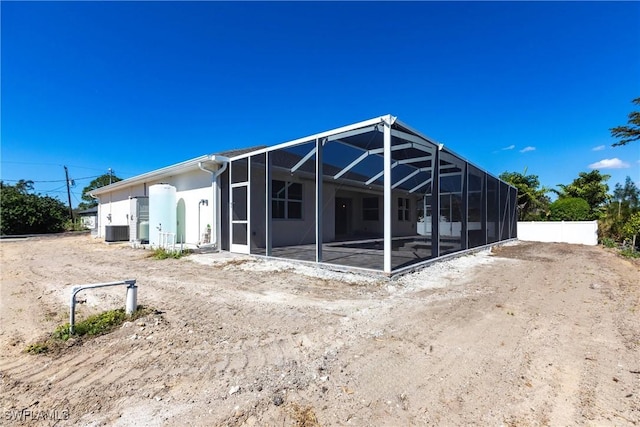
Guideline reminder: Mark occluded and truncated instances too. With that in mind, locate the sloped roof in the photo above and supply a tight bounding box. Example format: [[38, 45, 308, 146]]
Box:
[[90, 115, 514, 197], [77, 206, 98, 216], [90, 154, 225, 196]]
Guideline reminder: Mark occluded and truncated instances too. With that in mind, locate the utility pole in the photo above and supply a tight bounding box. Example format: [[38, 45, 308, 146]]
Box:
[[64, 166, 74, 221], [108, 168, 113, 185]]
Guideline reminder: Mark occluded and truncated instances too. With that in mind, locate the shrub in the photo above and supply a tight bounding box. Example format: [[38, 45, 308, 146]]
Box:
[[620, 248, 640, 258], [25, 343, 49, 355], [601, 237, 617, 248], [549, 197, 591, 221], [622, 212, 640, 250], [25, 307, 151, 355], [65, 219, 89, 232], [0, 181, 69, 235], [150, 248, 191, 259], [54, 309, 127, 341]]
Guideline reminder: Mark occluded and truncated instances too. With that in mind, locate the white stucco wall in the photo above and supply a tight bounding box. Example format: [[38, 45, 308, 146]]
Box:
[[97, 169, 215, 246], [517, 221, 598, 246], [98, 185, 143, 237]]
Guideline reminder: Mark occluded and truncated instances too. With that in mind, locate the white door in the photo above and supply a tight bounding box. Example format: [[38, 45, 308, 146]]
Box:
[[229, 159, 250, 254]]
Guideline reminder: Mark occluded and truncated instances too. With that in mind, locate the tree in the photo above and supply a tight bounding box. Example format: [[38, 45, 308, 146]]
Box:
[[0, 181, 69, 235], [622, 212, 640, 249], [601, 176, 640, 242], [554, 170, 610, 219], [612, 176, 640, 214], [549, 198, 590, 221], [499, 171, 550, 220], [611, 97, 640, 146], [15, 179, 35, 193], [78, 172, 122, 210]]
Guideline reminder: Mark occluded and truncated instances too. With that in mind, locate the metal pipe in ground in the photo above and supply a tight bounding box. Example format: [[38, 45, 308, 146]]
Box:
[[69, 279, 137, 334]]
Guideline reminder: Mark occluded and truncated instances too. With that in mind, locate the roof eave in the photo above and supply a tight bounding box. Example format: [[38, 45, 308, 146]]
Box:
[[90, 154, 228, 196]]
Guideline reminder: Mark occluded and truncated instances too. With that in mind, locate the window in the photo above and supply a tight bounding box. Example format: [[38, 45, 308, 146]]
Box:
[[362, 197, 379, 221], [272, 180, 303, 219], [398, 197, 410, 221]]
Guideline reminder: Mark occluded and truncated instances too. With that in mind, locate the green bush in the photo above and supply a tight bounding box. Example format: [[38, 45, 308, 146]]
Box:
[[25, 343, 49, 355], [622, 212, 640, 248], [26, 307, 151, 355], [601, 237, 617, 248], [620, 248, 640, 258], [549, 197, 591, 221], [65, 219, 89, 232], [0, 181, 69, 235], [150, 248, 191, 259], [54, 309, 127, 341]]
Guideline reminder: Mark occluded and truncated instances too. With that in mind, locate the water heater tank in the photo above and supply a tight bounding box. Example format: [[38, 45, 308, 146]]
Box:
[[149, 184, 177, 247]]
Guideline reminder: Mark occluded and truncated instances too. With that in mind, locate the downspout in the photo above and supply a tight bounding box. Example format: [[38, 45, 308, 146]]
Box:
[[199, 157, 229, 251]]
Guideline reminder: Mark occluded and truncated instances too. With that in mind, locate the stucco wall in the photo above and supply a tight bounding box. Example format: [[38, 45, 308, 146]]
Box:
[[97, 169, 215, 246], [517, 221, 598, 246], [332, 190, 422, 239], [247, 170, 335, 249], [98, 185, 144, 237]]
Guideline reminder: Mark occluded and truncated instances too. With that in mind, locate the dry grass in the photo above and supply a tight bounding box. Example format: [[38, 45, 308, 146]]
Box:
[[288, 403, 321, 427], [221, 258, 251, 268]]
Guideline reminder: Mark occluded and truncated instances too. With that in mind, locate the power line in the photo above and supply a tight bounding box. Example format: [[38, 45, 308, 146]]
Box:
[[71, 191, 83, 204], [39, 184, 68, 193]]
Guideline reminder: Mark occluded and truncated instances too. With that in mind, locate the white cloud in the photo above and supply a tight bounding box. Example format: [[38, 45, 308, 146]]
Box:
[[519, 146, 536, 153], [588, 158, 631, 169], [502, 144, 515, 151], [592, 145, 606, 151]]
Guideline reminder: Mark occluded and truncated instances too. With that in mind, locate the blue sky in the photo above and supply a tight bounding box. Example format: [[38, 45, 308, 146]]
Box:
[[2, 1, 639, 207]]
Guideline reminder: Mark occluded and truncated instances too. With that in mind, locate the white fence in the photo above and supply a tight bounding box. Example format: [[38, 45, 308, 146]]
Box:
[[517, 221, 598, 246]]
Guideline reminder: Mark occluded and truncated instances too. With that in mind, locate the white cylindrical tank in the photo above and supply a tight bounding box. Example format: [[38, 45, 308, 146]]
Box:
[[149, 184, 177, 247]]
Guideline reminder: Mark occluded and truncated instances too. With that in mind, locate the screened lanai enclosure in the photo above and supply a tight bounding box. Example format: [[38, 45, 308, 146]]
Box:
[[222, 115, 517, 275]]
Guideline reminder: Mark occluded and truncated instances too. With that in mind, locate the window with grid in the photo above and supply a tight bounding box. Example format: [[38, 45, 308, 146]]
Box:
[[362, 197, 379, 221], [272, 180, 303, 219], [398, 197, 410, 221]]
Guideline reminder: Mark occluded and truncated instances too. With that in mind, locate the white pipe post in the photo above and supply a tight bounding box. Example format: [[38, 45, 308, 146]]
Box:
[[69, 286, 80, 334], [125, 280, 137, 315]]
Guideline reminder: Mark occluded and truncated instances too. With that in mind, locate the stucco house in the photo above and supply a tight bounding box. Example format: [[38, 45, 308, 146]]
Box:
[[90, 115, 517, 275]]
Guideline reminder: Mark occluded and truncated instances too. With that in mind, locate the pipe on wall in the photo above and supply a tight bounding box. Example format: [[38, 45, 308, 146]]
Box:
[[197, 199, 209, 246], [199, 157, 228, 251]]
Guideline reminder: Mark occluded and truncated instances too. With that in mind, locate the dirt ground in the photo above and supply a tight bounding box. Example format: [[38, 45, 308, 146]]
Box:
[[1, 234, 639, 426]]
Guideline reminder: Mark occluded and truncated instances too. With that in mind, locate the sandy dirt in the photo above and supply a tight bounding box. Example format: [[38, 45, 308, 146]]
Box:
[[1, 234, 639, 426]]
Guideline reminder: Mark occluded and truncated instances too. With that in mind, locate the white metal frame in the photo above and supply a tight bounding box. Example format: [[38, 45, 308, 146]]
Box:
[[383, 115, 394, 273], [229, 159, 251, 254]]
